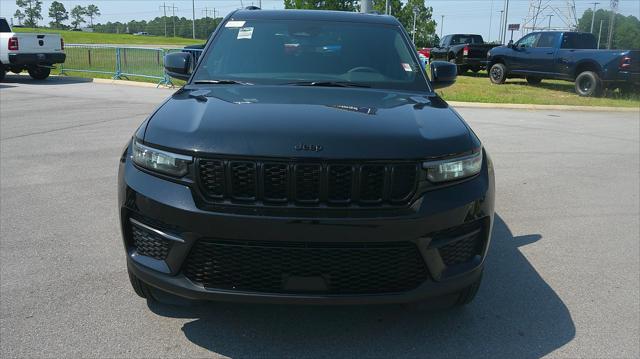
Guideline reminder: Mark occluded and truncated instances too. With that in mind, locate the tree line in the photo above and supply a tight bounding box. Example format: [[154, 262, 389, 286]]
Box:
[[577, 9, 640, 50], [92, 17, 222, 40], [283, 0, 440, 47], [13, 0, 100, 29]]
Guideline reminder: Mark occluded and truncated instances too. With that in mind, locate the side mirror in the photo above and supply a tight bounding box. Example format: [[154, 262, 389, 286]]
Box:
[[430, 61, 457, 89], [164, 52, 193, 81]]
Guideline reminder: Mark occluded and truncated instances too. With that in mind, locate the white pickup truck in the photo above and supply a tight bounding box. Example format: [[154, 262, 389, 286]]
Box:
[[0, 17, 65, 81]]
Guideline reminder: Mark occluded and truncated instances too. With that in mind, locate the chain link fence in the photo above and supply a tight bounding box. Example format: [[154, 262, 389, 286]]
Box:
[[60, 44, 203, 86]]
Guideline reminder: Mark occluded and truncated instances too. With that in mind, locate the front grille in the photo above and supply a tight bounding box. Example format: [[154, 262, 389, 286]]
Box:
[[183, 240, 428, 294], [131, 223, 171, 260], [197, 158, 418, 207]]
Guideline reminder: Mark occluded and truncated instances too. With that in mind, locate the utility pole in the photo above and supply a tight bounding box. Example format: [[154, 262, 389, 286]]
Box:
[[440, 15, 444, 38], [597, 19, 603, 49], [590, 2, 600, 33], [502, 0, 510, 46], [159, 3, 172, 37], [385, 0, 389, 15], [498, 10, 504, 43], [489, 0, 494, 42], [192, 0, 196, 39], [172, 4, 177, 37], [547, 14, 553, 29], [202, 8, 215, 18], [607, 0, 618, 49]]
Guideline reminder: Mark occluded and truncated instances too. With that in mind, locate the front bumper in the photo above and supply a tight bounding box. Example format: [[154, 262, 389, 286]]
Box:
[[8, 52, 66, 66], [118, 146, 495, 304]]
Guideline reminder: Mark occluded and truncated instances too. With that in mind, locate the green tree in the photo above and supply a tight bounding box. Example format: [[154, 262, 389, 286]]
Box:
[[577, 9, 640, 49], [372, 0, 402, 17], [70, 5, 86, 30], [48, 1, 68, 29], [283, 0, 356, 12], [85, 4, 101, 27], [13, 9, 25, 26], [15, 0, 43, 27], [398, 0, 437, 48]]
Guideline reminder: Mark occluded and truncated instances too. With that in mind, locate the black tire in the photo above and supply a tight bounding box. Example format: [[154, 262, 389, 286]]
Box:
[[27, 66, 51, 80], [489, 63, 507, 84], [575, 71, 602, 97], [0, 68, 5, 82], [470, 66, 480, 73], [526, 76, 542, 85], [128, 268, 154, 300], [454, 271, 483, 306]]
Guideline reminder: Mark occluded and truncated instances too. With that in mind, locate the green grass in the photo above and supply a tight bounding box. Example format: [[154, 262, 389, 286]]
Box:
[[437, 71, 640, 108], [13, 27, 203, 46]]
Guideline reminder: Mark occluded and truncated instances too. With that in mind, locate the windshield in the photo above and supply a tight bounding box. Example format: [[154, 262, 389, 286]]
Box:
[[192, 19, 430, 92]]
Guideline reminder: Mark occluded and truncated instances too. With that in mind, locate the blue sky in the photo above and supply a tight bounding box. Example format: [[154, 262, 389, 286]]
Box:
[[1, 0, 638, 42]]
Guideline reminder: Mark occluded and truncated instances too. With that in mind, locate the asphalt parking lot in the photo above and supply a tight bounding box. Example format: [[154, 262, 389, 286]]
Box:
[[1, 75, 638, 358]]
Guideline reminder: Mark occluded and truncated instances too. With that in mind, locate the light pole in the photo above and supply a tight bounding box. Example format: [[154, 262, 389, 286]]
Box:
[[590, 2, 600, 33], [597, 19, 603, 49], [502, 0, 510, 46], [412, 8, 418, 43], [547, 14, 553, 30], [192, 0, 196, 39], [489, 0, 494, 42], [440, 15, 444, 38]]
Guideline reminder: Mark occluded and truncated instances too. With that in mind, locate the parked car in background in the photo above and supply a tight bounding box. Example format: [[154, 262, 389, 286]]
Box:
[[430, 34, 499, 74], [181, 43, 206, 64], [417, 48, 431, 68], [0, 17, 65, 81], [133, 32, 150, 36], [487, 31, 639, 96]]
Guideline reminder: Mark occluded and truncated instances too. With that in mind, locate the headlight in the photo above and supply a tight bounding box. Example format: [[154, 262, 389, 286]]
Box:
[[423, 150, 483, 183], [132, 139, 192, 177]]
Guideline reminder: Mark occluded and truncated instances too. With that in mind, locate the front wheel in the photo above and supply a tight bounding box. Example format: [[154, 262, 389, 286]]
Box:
[[526, 76, 542, 85], [28, 66, 51, 80], [489, 63, 507, 84], [575, 71, 602, 97]]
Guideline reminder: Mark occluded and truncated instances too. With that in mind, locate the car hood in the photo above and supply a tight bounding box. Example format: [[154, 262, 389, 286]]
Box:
[[143, 86, 475, 160]]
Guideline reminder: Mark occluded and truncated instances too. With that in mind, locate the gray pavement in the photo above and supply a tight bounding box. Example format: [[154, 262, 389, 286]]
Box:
[[1, 74, 639, 358]]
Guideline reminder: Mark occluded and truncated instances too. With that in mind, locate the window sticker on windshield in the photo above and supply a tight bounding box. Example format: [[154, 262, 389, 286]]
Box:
[[237, 27, 254, 40], [402, 63, 413, 72], [225, 21, 245, 28]]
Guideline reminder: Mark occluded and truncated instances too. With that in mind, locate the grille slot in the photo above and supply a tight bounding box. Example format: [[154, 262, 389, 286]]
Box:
[[229, 161, 256, 200], [198, 158, 418, 207], [131, 223, 171, 260], [183, 240, 428, 294]]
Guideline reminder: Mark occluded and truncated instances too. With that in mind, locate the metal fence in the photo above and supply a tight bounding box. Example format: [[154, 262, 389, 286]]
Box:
[[60, 44, 203, 86]]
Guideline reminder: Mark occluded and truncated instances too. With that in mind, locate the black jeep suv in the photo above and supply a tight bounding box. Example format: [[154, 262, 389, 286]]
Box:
[[119, 9, 495, 306]]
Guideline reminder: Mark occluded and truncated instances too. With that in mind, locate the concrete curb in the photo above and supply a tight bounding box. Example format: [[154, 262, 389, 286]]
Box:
[[448, 101, 639, 113], [91, 78, 173, 89]]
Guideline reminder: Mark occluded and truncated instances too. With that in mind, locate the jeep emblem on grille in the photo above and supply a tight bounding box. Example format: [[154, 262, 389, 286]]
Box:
[[295, 143, 323, 152]]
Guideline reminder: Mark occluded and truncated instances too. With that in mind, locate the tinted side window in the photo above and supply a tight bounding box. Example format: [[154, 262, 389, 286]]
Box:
[[561, 33, 597, 49], [536, 33, 558, 48], [517, 34, 539, 48], [0, 19, 11, 32]]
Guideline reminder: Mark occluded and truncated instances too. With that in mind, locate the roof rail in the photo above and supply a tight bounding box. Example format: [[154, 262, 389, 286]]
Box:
[[245, 6, 261, 10]]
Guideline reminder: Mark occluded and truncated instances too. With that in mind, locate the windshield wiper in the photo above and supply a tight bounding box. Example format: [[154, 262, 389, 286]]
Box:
[[193, 79, 252, 85], [284, 81, 371, 88]]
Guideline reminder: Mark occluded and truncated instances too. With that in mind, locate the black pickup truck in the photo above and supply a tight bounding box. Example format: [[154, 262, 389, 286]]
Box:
[[430, 34, 500, 73], [487, 31, 639, 96]]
